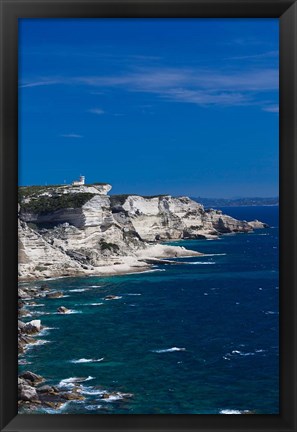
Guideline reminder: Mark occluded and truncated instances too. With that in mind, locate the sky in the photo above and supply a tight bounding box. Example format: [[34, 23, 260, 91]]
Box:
[[18, 18, 279, 198]]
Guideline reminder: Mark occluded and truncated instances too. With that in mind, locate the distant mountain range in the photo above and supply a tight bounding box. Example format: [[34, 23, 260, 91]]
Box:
[[192, 197, 279, 208]]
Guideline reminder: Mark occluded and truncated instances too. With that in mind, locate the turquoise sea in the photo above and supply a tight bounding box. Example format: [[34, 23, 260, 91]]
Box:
[[19, 206, 279, 414]]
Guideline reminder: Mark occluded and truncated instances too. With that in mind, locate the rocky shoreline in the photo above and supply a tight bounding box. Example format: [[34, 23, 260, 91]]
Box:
[[18, 283, 134, 412]]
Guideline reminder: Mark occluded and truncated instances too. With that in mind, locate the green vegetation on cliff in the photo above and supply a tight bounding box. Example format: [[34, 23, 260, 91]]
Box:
[[20, 193, 95, 214]]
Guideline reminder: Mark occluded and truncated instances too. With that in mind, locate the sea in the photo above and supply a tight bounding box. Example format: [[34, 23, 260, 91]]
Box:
[[19, 206, 279, 414]]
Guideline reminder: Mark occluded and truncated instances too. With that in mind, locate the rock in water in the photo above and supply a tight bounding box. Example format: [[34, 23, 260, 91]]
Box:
[[46, 291, 63, 299], [18, 382, 39, 402], [22, 320, 41, 334], [19, 371, 44, 385], [57, 306, 70, 313]]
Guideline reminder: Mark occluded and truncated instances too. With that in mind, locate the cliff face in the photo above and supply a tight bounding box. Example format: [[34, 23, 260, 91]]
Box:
[[18, 184, 267, 280], [116, 195, 257, 241]]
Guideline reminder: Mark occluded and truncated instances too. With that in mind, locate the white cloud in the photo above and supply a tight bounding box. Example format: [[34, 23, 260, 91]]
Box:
[[88, 108, 105, 115], [60, 133, 83, 138], [227, 50, 279, 61], [20, 66, 278, 108], [19, 79, 62, 88], [262, 105, 279, 113]]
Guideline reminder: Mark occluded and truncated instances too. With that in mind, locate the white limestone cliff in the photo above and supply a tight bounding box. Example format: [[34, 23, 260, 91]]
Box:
[[18, 184, 268, 280]]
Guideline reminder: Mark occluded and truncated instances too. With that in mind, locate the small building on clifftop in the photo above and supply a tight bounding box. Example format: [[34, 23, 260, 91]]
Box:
[[72, 175, 85, 186]]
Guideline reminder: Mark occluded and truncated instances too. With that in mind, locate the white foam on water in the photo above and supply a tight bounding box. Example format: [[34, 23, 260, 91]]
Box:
[[203, 253, 226, 257], [42, 401, 70, 414], [38, 327, 59, 336], [124, 269, 166, 276], [80, 386, 105, 396], [126, 293, 142, 296], [104, 296, 122, 301], [55, 310, 82, 315], [18, 359, 32, 365], [187, 261, 215, 265], [142, 269, 166, 273], [26, 339, 51, 350], [59, 376, 95, 388], [85, 405, 103, 411], [220, 409, 250, 414], [152, 347, 186, 353], [102, 394, 125, 402], [223, 348, 266, 360], [75, 303, 103, 307], [41, 276, 64, 281], [264, 311, 279, 315], [70, 358, 104, 364], [26, 303, 45, 308], [88, 285, 102, 288], [69, 288, 89, 293]]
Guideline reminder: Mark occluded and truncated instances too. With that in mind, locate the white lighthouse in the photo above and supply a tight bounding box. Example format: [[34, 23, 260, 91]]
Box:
[[72, 175, 85, 186]]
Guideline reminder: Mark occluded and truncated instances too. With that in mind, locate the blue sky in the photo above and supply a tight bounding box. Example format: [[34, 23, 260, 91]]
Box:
[[19, 18, 279, 197]]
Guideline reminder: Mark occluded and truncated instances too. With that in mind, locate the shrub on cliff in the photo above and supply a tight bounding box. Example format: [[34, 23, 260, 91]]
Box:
[[20, 193, 95, 214]]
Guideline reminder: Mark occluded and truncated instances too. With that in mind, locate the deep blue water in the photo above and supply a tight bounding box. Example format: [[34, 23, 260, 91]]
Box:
[[19, 206, 279, 414]]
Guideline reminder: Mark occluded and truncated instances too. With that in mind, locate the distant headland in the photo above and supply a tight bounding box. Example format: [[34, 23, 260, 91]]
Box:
[[192, 197, 279, 208]]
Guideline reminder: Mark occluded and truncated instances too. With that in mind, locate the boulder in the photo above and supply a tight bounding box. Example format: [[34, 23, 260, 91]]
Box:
[[37, 385, 58, 395], [18, 320, 26, 329], [18, 289, 28, 299], [19, 371, 44, 385], [57, 306, 69, 313], [105, 295, 119, 300], [61, 391, 85, 401], [22, 320, 41, 334], [248, 219, 269, 229], [46, 291, 63, 299], [18, 382, 39, 402], [18, 309, 31, 318]]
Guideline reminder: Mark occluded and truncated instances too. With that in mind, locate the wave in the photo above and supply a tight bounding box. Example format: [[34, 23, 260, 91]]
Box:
[[203, 253, 226, 257], [187, 261, 215, 265], [59, 376, 95, 388], [26, 339, 51, 349], [18, 359, 32, 365], [75, 303, 103, 307], [41, 276, 64, 281], [69, 288, 89, 293], [104, 296, 122, 300], [220, 409, 251, 414], [101, 393, 128, 402], [124, 269, 166, 276], [26, 303, 45, 308], [70, 358, 104, 364], [223, 349, 266, 360], [126, 293, 142, 296], [152, 347, 186, 353], [88, 285, 102, 288], [85, 405, 103, 411], [38, 326, 59, 336], [42, 401, 70, 414], [55, 309, 82, 315], [80, 386, 105, 396]]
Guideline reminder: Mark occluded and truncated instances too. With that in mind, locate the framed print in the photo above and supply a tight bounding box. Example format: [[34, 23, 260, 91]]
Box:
[[0, 0, 296, 431]]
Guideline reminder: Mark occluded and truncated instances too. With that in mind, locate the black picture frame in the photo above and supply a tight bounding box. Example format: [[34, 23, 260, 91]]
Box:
[[0, 1, 296, 431]]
